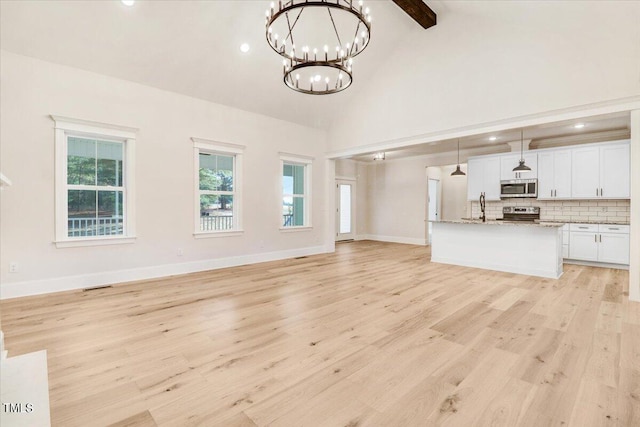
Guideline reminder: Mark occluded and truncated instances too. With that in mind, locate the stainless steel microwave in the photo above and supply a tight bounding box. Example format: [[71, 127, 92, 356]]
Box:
[[500, 179, 537, 198]]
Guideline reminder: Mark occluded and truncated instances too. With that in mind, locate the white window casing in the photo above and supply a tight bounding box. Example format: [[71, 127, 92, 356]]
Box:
[[280, 152, 313, 231], [52, 115, 137, 248], [192, 137, 245, 238]]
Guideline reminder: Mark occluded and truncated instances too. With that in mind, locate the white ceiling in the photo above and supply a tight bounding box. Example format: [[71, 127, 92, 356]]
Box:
[[0, 0, 418, 129], [1, 1, 634, 159]]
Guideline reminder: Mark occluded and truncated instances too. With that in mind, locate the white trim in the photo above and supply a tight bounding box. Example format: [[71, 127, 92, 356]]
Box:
[[53, 117, 136, 244], [0, 245, 330, 300], [279, 226, 313, 232], [193, 230, 244, 239], [325, 95, 640, 159], [51, 115, 138, 139], [55, 237, 136, 248], [194, 140, 244, 234], [356, 234, 428, 246], [191, 138, 246, 154], [279, 152, 314, 164], [564, 259, 629, 270], [629, 109, 640, 302], [280, 156, 312, 228]]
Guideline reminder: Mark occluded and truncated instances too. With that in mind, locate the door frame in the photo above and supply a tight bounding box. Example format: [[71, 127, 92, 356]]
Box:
[[426, 176, 442, 245], [335, 178, 356, 241]]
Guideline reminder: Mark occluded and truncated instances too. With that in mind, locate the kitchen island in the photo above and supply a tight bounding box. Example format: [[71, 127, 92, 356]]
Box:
[[430, 220, 564, 279]]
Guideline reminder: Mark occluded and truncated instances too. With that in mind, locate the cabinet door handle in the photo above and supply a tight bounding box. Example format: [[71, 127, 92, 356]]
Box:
[[600, 234, 602, 242], [596, 188, 599, 196], [601, 188, 603, 197], [554, 189, 557, 197], [579, 226, 588, 229], [609, 227, 619, 230], [595, 234, 597, 242], [550, 189, 553, 197]]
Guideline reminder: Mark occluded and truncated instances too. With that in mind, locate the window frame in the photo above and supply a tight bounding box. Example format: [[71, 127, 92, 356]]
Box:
[[53, 115, 137, 248], [280, 152, 313, 231], [192, 138, 245, 238]]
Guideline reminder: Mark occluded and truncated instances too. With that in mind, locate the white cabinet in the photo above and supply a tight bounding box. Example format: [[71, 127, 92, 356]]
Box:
[[599, 233, 630, 264], [538, 150, 571, 199], [600, 144, 630, 198], [467, 156, 501, 201], [568, 223, 629, 265], [500, 153, 537, 180], [569, 231, 599, 261], [571, 142, 629, 199]]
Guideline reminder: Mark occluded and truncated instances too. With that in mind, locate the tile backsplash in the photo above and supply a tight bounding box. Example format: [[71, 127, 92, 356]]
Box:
[[470, 199, 630, 223]]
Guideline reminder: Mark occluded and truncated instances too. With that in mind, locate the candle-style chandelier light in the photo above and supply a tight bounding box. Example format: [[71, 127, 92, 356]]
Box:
[[265, 0, 372, 95]]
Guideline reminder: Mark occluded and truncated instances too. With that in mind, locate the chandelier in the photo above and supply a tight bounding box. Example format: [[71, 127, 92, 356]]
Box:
[[265, 1, 372, 95]]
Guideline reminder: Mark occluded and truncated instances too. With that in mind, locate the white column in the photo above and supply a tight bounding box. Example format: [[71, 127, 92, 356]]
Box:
[[324, 158, 336, 253], [630, 109, 640, 302]]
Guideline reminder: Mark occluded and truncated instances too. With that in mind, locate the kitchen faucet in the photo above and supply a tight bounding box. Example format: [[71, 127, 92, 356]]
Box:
[[479, 192, 486, 222]]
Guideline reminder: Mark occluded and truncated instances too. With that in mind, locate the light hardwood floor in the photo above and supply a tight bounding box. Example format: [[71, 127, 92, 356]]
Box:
[[2, 241, 640, 426]]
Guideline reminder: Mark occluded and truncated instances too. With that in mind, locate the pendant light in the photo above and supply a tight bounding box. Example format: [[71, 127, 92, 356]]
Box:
[[513, 129, 531, 171], [451, 139, 466, 176]]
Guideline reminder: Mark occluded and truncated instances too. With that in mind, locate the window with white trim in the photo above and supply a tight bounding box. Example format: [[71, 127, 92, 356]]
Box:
[[280, 154, 312, 228], [53, 116, 137, 247], [193, 138, 244, 235]]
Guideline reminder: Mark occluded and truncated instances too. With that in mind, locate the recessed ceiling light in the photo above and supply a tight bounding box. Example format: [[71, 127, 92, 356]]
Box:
[[121, 0, 135, 6], [489, 136, 497, 141], [574, 123, 585, 129], [240, 43, 250, 53]]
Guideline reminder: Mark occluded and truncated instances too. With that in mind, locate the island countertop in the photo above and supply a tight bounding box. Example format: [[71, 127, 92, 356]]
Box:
[[429, 219, 565, 228]]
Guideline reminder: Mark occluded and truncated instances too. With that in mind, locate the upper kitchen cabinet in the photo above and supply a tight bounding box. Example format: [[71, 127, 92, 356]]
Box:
[[538, 150, 571, 199], [571, 141, 629, 199], [467, 156, 501, 201], [500, 153, 538, 180]]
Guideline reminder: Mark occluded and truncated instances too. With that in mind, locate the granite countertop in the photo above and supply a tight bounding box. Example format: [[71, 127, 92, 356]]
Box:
[[432, 219, 565, 228]]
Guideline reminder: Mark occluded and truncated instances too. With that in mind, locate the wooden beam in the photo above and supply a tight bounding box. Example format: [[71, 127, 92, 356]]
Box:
[[392, 0, 437, 29]]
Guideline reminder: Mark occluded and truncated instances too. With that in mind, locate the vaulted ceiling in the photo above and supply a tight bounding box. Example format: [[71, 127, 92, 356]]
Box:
[[0, 0, 419, 129], [1, 1, 637, 158]]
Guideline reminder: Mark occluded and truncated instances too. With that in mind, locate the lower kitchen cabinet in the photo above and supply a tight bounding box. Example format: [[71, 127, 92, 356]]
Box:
[[567, 224, 629, 265], [598, 233, 630, 264]]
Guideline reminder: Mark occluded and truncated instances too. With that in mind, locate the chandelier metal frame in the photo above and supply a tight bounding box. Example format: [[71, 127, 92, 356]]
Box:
[[265, 0, 372, 95]]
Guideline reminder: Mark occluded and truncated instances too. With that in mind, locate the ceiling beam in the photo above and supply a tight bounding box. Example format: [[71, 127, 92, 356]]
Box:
[[392, 0, 437, 29]]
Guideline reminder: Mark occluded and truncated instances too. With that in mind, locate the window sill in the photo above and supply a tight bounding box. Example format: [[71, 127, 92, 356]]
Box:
[[279, 226, 313, 233], [55, 236, 136, 248], [193, 230, 244, 239]]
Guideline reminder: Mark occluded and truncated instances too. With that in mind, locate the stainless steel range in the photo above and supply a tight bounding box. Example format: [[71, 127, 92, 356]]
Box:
[[500, 206, 540, 222]]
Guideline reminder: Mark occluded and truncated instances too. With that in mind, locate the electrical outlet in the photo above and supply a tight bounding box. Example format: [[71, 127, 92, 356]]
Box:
[[177, 248, 184, 257], [9, 262, 18, 273]]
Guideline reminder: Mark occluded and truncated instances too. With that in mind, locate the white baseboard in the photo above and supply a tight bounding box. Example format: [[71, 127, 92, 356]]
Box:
[[356, 234, 427, 246], [564, 259, 629, 270], [0, 245, 332, 300]]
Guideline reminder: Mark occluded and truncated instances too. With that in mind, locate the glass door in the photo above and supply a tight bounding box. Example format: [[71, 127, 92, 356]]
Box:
[[336, 180, 355, 241]]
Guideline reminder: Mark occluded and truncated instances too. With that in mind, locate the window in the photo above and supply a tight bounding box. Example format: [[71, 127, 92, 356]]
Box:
[[280, 153, 313, 229], [193, 138, 244, 237], [53, 116, 137, 247]]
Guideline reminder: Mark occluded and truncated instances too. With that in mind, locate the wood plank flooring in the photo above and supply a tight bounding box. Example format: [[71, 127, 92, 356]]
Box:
[[1, 241, 639, 426]]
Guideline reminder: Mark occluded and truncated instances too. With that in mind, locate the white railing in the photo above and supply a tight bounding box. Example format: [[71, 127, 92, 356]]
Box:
[[68, 217, 123, 237], [200, 215, 233, 231]]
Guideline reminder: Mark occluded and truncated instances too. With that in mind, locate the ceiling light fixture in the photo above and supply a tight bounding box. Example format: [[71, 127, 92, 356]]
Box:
[[240, 43, 251, 53], [451, 140, 466, 176], [265, 0, 372, 95], [489, 136, 497, 141], [574, 123, 585, 129], [121, 0, 135, 6], [373, 152, 385, 161], [513, 129, 532, 172]]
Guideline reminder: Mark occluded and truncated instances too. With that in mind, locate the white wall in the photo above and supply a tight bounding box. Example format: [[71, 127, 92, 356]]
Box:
[[328, 2, 640, 153], [439, 165, 469, 221], [0, 51, 330, 298]]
